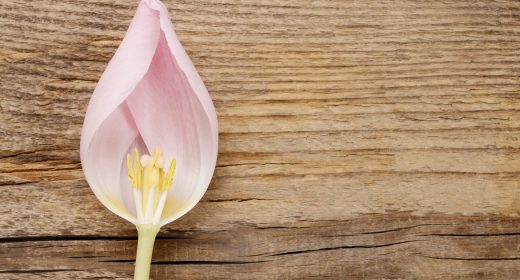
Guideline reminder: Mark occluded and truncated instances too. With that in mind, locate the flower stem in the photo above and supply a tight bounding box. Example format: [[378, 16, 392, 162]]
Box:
[[134, 224, 160, 280]]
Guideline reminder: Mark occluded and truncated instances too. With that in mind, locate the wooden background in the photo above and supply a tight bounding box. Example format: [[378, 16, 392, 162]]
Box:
[[1, 0, 520, 279]]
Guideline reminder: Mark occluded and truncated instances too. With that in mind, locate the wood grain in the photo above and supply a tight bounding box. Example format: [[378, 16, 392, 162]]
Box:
[[1, 0, 520, 279]]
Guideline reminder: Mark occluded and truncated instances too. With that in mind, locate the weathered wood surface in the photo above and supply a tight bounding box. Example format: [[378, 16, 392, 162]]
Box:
[[1, 0, 520, 279]]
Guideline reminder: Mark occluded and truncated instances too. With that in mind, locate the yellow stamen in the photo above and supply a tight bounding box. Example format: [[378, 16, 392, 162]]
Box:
[[162, 159, 176, 192], [133, 148, 142, 189], [155, 168, 164, 208], [127, 148, 143, 189], [126, 147, 177, 225], [127, 154, 134, 186]]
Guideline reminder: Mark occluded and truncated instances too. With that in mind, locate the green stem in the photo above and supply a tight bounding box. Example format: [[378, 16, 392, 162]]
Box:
[[134, 224, 160, 280]]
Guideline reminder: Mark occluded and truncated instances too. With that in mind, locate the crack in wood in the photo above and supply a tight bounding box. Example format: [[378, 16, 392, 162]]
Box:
[[206, 198, 274, 203], [217, 162, 292, 168], [253, 239, 423, 257], [102, 260, 269, 265], [420, 255, 520, 261], [356, 223, 456, 235], [419, 232, 520, 237], [0, 269, 80, 274], [0, 235, 137, 243], [320, 223, 456, 237]]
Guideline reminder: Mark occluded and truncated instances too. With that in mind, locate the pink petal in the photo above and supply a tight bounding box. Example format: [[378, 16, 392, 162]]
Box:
[[80, 0, 218, 224]]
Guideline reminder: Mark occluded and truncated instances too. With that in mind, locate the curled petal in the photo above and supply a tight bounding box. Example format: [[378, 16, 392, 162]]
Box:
[[80, 0, 218, 225]]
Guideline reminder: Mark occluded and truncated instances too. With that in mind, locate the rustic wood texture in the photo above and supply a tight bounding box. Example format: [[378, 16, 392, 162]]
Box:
[[1, 0, 520, 279]]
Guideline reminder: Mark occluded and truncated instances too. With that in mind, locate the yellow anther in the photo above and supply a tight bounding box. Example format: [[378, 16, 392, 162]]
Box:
[[162, 159, 176, 192], [127, 148, 143, 189], [127, 154, 134, 186], [158, 168, 164, 191], [134, 148, 142, 189]]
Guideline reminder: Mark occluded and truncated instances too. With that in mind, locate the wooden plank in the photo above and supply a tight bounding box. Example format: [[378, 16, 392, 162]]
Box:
[[1, 0, 520, 279], [1, 215, 520, 279]]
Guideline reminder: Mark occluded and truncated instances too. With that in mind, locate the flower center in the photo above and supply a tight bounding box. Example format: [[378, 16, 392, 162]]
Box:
[[127, 148, 176, 225]]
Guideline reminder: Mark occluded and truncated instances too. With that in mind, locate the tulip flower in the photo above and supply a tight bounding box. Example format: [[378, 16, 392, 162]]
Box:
[[79, 0, 218, 279]]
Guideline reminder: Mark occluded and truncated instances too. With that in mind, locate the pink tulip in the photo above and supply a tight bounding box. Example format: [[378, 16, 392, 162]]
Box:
[[79, 0, 218, 278]]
